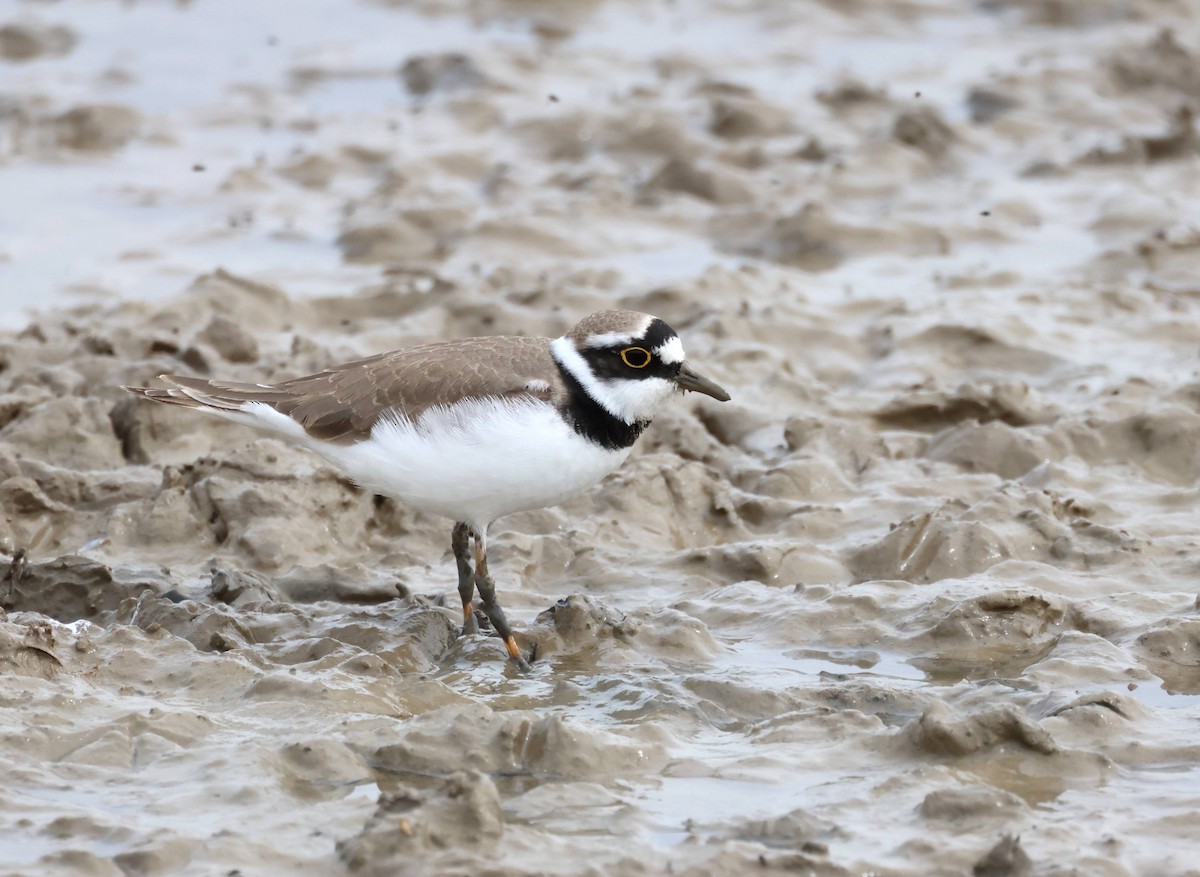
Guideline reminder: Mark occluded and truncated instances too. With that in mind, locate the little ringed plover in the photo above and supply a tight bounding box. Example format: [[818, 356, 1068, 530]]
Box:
[[124, 309, 730, 671]]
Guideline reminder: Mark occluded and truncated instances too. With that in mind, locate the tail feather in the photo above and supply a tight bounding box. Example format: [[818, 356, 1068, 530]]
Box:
[[124, 375, 286, 411], [122, 375, 307, 441], [121, 382, 221, 410], [164, 375, 287, 399]]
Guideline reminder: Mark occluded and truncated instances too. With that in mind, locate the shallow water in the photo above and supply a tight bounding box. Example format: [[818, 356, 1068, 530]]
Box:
[[4, 0, 1200, 875]]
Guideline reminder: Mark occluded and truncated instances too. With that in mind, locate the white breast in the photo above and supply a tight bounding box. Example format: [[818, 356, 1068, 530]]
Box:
[[308, 397, 630, 528]]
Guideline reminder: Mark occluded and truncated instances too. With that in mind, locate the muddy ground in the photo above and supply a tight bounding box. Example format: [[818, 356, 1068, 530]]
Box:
[[2, 1, 1200, 875]]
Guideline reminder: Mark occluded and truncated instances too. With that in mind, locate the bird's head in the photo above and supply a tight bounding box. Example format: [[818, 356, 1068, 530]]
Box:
[[551, 310, 730, 424]]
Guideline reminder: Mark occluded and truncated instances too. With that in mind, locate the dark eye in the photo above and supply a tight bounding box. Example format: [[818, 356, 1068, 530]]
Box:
[[619, 346, 652, 368]]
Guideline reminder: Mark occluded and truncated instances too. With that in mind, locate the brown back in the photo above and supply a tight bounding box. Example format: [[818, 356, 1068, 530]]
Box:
[[165, 335, 563, 443]]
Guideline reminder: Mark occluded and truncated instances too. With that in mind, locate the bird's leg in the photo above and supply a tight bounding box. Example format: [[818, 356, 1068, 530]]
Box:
[[452, 522, 479, 636], [472, 529, 533, 673]]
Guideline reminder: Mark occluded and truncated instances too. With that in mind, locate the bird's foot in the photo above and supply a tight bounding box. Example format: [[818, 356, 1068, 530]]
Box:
[[461, 606, 489, 637], [505, 636, 537, 674]]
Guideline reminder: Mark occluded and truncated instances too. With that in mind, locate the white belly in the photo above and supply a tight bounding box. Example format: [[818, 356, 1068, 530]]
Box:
[[313, 397, 630, 528]]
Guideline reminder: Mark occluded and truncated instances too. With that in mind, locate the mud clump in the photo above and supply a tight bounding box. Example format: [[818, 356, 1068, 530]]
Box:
[[924, 421, 1059, 480], [400, 52, 487, 96], [905, 700, 1057, 757], [1131, 618, 1200, 693], [339, 773, 503, 876], [893, 107, 957, 159], [920, 786, 1028, 822], [3, 397, 126, 469], [209, 567, 281, 606], [919, 589, 1078, 651], [278, 153, 339, 190], [707, 95, 794, 140], [2, 555, 162, 622], [53, 104, 141, 151], [1080, 106, 1200, 165], [1109, 29, 1200, 98], [973, 834, 1033, 877], [731, 807, 840, 850], [116, 590, 258, 653], [642, 157, 755, 205], [336, 209, 467, 263], [534, 593, 635, 648], [816, 77, 888, 109], [718, 203, 846, 270], [197, 315, 260, 364], [848, 506, 1013, 583], [370, 703, 667, 780], [873, 381, 1056, 431], [967, 87, 1018, 123], [0, 22, 76, 62], [0, 616, 65, 679]]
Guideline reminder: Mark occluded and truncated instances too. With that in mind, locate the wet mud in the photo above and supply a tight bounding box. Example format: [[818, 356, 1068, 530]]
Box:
[[3, 0, 1200, 875]]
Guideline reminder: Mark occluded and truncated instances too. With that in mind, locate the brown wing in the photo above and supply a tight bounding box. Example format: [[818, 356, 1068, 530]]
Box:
[[156, 335, 563, 443]]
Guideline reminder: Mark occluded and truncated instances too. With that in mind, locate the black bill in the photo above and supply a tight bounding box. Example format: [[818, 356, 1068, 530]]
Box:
[[674, 362, 731, 402]]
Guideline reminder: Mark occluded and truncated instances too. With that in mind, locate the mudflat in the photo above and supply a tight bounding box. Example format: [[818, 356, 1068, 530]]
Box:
[[2, 1, 1200, 875]]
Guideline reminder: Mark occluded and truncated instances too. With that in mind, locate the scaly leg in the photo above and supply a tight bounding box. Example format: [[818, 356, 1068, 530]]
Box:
[[452, 522, 479, 636], [472, 528, 533, 673]]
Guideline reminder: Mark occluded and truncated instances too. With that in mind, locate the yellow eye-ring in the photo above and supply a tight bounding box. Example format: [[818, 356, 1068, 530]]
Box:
[[620, 346, 652, 368]]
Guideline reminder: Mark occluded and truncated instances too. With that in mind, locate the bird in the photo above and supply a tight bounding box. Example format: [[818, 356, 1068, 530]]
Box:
[[124, 309, 731, 671]]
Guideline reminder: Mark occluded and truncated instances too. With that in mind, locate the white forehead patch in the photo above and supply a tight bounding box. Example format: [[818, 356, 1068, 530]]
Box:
[[655, 336, 685, 365]]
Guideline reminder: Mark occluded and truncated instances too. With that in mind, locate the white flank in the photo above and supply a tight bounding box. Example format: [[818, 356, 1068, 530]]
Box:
[[551, 335, 676, 424], [240, 402, 311, 439], [160, 398, 309, 438], [318, 396, 630, 528], [169, 397, 628, 528], [655, 336, 685, 365]]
